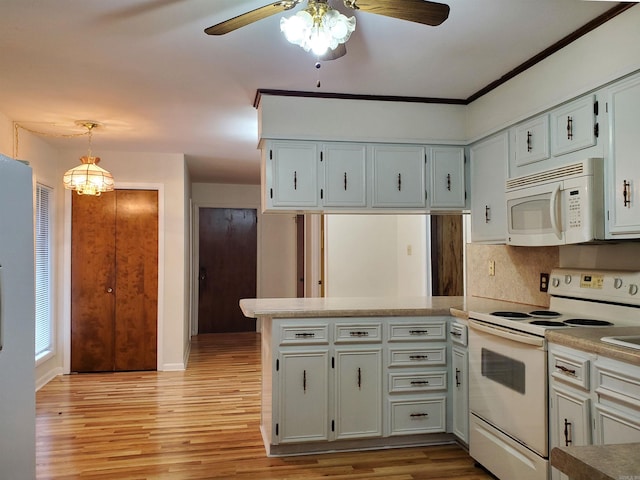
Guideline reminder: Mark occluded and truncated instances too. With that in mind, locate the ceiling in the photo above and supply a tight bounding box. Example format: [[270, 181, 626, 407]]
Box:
[[0, 0, 624, 184]]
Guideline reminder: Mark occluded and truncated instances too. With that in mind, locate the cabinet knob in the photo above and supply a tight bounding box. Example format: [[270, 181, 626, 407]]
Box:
[[106, 287, 113, 293], [629, 284, 639, 296]]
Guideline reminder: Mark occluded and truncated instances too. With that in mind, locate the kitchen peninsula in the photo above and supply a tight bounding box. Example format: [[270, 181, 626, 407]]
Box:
[[239, 295, 531, 456]]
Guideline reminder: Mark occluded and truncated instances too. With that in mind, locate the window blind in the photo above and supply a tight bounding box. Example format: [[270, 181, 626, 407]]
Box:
[[35, 184, 52, 358]]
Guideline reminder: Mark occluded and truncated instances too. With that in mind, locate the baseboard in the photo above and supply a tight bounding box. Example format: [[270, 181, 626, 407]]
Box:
[[36, 367, 64, 391]]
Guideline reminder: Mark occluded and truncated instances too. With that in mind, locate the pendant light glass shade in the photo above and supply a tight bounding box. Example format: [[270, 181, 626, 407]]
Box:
[[63, 155, 115, 196], [280, 1, 355, 56], [63, 121, 115, 196]]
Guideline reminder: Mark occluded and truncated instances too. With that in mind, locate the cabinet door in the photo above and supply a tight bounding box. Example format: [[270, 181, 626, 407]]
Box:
[[429, 147, 466, 209], [452, 346, 469, 443], [550, 386, 592, 480], [371, 145, 426, 208], [513, 114, 550, 169], [469, 132, 508, 243], [334, 348, 383, 439], [268, 141, 319, 208], [278, 350, 330, 443], [607, 74, 640, 236], [594, 404, 640, 445], [322, 143, 367, 207], [551, 95, 597, 157]]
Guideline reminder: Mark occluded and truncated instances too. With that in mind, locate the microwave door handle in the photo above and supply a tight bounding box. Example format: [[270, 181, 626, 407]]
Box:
[[550, 184, 562, 239]]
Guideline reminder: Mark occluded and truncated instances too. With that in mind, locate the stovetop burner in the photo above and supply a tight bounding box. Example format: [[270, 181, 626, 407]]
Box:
[[563, 318, 614, 327], [491, 311, 532, 318]]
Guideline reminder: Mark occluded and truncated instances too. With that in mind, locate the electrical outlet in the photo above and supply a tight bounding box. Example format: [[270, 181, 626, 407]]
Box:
[[540, 273, 549, 292], [488, 260, 495, 276]]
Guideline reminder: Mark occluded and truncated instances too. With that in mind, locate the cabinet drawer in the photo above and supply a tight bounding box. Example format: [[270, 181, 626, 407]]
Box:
[[389, 397, 446, 435], [334, 323, 382, 343], [388, 346, 446, 367], [388, 371, 447, 393], [279, 324, 329, 345], [595, 362, 640, 411], [550, 351, 590, 390], [388, 322, 446, 342]]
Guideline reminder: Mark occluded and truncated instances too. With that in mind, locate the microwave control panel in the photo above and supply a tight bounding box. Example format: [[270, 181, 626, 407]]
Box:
[[567, 188, 582, 229]]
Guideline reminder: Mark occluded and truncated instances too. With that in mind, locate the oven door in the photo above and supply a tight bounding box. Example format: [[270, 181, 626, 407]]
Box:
[[468, 319, 548, 456], [506, 181, 564, 246]]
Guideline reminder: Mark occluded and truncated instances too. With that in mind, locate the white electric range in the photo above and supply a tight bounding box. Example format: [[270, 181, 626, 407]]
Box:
[[467, 268, 640, 480]]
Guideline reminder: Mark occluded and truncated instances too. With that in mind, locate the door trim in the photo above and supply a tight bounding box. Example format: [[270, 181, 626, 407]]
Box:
[[63, 183, 165, 373]]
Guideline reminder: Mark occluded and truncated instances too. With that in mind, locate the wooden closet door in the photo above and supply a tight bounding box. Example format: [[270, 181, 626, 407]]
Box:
[[71, 190, 158, 373], [71, 192, 117, 372], [114, 190, 158, 371]]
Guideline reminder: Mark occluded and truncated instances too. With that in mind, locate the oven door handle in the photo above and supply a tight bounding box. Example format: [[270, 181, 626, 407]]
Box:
[[469, 319, 544, 347]]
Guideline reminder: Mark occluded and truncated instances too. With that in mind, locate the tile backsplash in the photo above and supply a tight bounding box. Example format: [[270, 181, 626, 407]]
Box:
[[466, 243, 560, 307]]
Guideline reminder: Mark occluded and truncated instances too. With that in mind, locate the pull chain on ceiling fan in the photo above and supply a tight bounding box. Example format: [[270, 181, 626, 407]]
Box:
[[205, 0, 450, 60]]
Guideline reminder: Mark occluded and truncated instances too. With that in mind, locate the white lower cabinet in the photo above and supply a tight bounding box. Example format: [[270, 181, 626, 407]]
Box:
[[278, 350, 330, 443], [451, 346, 469, 443], [334, 348, 383, 439], [549, 343, 640, 480], [263, 316, 456, 455]]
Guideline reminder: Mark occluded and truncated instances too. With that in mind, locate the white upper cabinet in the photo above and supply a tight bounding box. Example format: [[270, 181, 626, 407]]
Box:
[[512, 114, 550, 172], [470, 132, 508, 243], [321, 143, 367, 208], [264, 140, 319, 209], [428, 146, 466, 209], [551, 95, 597, 157], [606, 73, 640, 237], [371, 144, 427, 208]]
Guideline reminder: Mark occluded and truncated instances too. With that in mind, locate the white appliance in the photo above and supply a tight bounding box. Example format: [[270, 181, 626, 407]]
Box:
[[0, 154, 36, 479], [468, 268, 640, 480], [505, 158, 604, 246]]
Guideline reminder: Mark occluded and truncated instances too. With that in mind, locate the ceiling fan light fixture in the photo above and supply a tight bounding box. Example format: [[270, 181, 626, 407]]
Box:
[[280, 1, 355, 56]]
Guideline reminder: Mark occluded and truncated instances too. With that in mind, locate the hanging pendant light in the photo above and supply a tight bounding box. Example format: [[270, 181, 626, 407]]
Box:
[[63, 121, 115, 196]]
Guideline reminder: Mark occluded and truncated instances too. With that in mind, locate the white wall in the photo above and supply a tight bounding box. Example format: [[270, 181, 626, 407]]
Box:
[[467, 6, 640, 141], [325, 214, 428, 297]]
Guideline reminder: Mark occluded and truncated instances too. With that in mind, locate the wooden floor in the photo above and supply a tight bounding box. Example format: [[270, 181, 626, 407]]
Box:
[[36, 333, 494, 479]]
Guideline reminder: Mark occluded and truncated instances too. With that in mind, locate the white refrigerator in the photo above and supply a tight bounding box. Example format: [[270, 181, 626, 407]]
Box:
[[0, 153, 35, 479]]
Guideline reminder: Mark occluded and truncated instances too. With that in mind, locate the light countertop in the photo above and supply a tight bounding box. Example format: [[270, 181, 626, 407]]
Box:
[[546, 326, 640, 366], [551, 443, 640, 480], [239, 296, 541, 320]]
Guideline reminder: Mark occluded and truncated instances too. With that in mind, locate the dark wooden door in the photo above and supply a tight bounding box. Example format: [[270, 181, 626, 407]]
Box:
[[430, 215, 464, 296], [198, 208, 257, 333], [71, 190, 158, 372]]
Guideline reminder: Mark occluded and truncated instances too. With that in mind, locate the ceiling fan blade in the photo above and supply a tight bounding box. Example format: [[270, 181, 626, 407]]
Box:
[[351, 0, 449, 27], [319, 43, 347, 61], [205, 1, 300, 35]]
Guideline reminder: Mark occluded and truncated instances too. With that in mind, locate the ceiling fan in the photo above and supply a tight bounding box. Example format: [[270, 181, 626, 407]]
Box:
[[204, 0, 450, 60]]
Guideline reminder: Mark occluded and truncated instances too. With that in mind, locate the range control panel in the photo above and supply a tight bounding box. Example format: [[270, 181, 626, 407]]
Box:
[[549, 268, 640, 305]]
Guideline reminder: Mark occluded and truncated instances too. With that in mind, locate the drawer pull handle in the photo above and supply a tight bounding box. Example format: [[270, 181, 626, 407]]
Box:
[[410, 380, 429, 386], [450, 331, 462, 337], [295, 332, 316, 338], [409, 330, 430, 335], [556, 364, 576, 376], [410, 413, 429, 418], [409, 355, 429, 360], [564, 418, 572, 446], [349, 331, 370, 337]]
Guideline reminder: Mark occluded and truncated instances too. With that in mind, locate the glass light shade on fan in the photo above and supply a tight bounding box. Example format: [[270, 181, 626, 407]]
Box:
[[281, 8, 355, 55], [63, 156, 115, 196]]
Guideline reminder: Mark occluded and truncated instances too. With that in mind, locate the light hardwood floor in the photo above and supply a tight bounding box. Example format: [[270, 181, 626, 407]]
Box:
[[36, 333, 494, 479]]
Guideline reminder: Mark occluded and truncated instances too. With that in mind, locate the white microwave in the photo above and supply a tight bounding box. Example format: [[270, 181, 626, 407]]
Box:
[[505, 158, 604, 246]]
